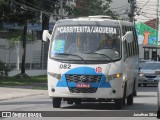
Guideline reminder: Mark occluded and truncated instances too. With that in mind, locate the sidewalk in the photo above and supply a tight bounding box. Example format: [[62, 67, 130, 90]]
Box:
[[0, 86, 48, 101], [0, 69, 48, 101]]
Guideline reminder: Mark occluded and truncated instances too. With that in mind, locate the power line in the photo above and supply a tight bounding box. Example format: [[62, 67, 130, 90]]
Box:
[[10, 0, 68, 17], [139, 14, 156, 19], [137, 0, 151, 13], [136, 7, 160, 14], [136, 1, 155, 4], [13, 0, 54, 14], [119, 6, 130, 12], [136, 4, 158, 7], [140, 11, 157, 16], [135, 18, 154, 20], [136, 6, 157, 11]]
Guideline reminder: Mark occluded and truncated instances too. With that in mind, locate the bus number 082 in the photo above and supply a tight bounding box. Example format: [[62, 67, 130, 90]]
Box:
[[59, 64, 71, 69]]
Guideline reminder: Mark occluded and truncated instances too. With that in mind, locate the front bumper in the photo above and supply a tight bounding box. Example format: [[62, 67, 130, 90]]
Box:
[[138, 77, 160, 84]]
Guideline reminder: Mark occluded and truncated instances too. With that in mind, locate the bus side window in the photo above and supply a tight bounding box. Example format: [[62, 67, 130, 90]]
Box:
[[123, 41, 127, 60], [127, 43, 130, 57]]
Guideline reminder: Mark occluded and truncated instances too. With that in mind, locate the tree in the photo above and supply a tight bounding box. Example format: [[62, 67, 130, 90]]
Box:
[[40, 0, 60, 69], [2, 0, 40, 75], [65, 0, 118, 19], [1, 0, 62, 73]]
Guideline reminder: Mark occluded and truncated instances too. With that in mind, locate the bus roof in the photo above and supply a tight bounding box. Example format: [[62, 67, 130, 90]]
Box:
[[55, 16, 134, 27]]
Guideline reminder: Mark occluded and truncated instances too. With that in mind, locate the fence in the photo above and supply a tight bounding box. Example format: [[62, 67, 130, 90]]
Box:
[[0, 39, 49, 70]]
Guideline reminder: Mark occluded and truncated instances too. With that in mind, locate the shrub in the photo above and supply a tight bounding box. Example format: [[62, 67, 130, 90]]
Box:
[[0, 60, 10, 77]]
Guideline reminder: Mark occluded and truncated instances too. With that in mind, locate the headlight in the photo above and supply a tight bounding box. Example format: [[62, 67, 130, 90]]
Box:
[[139, 73, 144, 77], [48, 72, 62, 80], [106, 73, 122, 82]]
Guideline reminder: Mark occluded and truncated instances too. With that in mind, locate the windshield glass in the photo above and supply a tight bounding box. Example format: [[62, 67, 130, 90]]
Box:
[[50, 25, 121, 62], [142, 63, 160, 70]]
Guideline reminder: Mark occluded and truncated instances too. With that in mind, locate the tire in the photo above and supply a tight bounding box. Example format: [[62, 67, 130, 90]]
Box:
[[75, 100, 81, 105], [115, 98, 123, 109], [133, 79, 137, 96], [157, 110, 160, 119], [52, 98, 61, 108], [127, 92, 133, 105], [67, 100, 74, 104], [133, 91, 137, 96], [157, 81, 160, 118], [123, 83, 127, 106]]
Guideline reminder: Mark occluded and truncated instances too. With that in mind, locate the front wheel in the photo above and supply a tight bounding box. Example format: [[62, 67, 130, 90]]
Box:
[[127, 93, 133, 105], [75, 99, 81, 105], [133, 91, 137, 96], [52, 98, 62, 108], [115, 98, 123, 109], [157, 110, 160, 119]]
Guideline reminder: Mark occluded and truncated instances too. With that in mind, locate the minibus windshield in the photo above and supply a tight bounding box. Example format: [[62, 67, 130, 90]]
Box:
[[50, 25, 121, 62]]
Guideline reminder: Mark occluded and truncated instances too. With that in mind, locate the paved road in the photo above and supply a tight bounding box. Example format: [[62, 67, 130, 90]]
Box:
[[0, 87, 158, 120]]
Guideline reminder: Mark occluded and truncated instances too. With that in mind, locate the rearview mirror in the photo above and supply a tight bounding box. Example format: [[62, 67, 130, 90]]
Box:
[[42, 30, 51, 42], [122, 31, 134, 43]]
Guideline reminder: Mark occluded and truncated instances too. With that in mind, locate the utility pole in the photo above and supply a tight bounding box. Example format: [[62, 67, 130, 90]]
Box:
[[128, 0, 136, 22], [158, 0, 160, 45], [60, 0, 63, 19]]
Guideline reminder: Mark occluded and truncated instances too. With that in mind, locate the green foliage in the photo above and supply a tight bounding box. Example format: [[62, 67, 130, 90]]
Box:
[[65, 0, 118, 19], [2, 0, 40, 25], [0, 60, 10, 77], [0, 75, 47, 87], [9, 31, 22, 42], [6, 30, 36, 49]]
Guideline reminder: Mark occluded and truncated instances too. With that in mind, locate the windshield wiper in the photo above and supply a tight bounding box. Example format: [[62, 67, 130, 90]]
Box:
[[89, 52, 114, 62], [55, 53, 87, 63]]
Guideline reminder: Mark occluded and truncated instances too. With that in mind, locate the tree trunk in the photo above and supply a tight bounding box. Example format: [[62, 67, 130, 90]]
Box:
[[21, 20, 27, 74]]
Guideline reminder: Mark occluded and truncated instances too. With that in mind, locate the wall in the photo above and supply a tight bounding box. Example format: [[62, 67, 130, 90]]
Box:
[[135, 22, 160, 60], [135, 22, 158, 45], [0, 39, 46, 70]]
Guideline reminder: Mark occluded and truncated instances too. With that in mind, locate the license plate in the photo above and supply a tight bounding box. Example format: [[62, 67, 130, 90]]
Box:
[[76, 83, 90, 88], [147, 79, 154, 82]]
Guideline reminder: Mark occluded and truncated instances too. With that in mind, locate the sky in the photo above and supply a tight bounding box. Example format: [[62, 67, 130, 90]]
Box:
[[134, 0, 157, 22], [110, 0, 130, 19], [110, 0, 158, 23]]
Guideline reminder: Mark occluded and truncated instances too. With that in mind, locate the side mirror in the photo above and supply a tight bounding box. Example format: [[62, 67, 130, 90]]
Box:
[[122, 31, 134, 43], [42, 30, 51, 42], [139, 67, 141, 71]]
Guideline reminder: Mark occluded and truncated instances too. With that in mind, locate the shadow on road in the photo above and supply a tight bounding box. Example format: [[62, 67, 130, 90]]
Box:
[[62, 102, 158, 111], [62, 102, 125, 110]]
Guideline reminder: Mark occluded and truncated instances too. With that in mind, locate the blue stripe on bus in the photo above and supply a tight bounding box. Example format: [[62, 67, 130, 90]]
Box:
[[56, 67, 111, 88], [56, 75, 67, 87], [99, 75, 111, 88]]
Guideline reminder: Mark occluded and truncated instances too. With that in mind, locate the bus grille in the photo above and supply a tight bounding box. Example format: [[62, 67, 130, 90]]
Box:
[[69, 88, 97, 93], [65, 74, 102, 83]]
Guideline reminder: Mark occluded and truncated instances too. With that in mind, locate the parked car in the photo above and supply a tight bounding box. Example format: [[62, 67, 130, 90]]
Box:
[[138, 61, 160, 87], [157, 81, 160, 118], [139, 59, 152, 68]]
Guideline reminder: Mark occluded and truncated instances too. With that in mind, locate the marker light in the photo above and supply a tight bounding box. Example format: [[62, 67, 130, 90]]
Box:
[[116, 73, 121, 78], [106, 73, 122, 82]]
